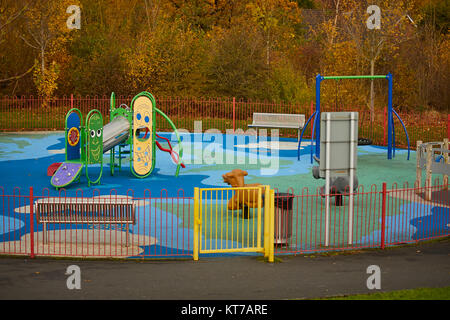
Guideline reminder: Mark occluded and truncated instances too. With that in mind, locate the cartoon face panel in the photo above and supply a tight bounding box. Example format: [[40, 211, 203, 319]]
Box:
[[87, 112, 103, 164], [133, 95, 154, 176], [66, 111, 81, 161]]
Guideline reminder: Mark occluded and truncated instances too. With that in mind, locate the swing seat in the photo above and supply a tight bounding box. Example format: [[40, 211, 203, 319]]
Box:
[[358, 137, 372, 145]]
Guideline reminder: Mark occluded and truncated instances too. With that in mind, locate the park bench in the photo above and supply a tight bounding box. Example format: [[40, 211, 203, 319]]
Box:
[[35, 197, 136, 246], [248, 113, 305, 141]]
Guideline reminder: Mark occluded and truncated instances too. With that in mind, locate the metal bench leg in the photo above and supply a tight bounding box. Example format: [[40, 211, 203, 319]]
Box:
[[43, 222, 47, 244], [126, 223, 129, 247]]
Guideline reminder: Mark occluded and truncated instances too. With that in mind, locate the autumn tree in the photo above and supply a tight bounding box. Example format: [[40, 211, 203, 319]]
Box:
[[19, 0, 80, 100], [408, 0, 450, 110], [203, 22, 268, 99], [0, 0, 447, 113], [341, 1, 419, 122], [0, 0, 34, 92], [166, 0, 244, 30], [121, 16, 206, 96], [245, 0, 302, 67], [313, 0, 423, 127], [66, 0, 141, 95]]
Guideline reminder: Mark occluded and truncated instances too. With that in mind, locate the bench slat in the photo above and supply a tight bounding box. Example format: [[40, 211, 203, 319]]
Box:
[[35, 198, 136, 225], [248, 124, 301, 129], [250, 113, 305, 129]]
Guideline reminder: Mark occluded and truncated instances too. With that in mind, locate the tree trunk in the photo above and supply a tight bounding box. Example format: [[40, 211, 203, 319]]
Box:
[[266, 28, 270, 67], [41, 46, 45, 74], [40, 45, 49, 109]]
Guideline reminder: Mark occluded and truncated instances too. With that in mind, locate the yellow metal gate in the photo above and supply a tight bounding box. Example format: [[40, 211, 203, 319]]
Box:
[[193, 186, 274, 262]]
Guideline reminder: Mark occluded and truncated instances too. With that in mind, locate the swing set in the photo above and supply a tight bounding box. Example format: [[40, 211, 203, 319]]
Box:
[[297, 73, 410, 162]]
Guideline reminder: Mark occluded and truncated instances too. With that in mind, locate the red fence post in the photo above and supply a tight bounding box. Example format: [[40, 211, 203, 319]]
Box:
[[232, 97, 236, 132], [381, 182, 387, 249], [29, 186, 35, 259], [447, 114, 449, 140]]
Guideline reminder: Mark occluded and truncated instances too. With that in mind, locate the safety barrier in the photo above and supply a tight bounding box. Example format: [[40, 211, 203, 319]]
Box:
[[0, 188, 193, 258], [193, 186, 274, 262], [0, 180, 448, 260], [0, 95, 447, 149], [273, 180, 449, 255]]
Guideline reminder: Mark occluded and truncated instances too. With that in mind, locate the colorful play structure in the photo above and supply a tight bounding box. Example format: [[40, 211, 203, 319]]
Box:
[[49, 91, 184, 189], [416, 139, 449, 200], [297, 73, 411, 162]]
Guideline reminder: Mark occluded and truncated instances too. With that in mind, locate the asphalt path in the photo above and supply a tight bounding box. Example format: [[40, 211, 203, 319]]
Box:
[[0, 238, 448, 301]]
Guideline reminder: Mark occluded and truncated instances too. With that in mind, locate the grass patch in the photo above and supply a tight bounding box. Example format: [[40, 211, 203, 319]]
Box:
[[318, 286, 450, 300]]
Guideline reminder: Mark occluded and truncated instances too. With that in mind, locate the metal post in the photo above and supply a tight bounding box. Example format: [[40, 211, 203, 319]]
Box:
[[425, 144, 433, 200], [232, 97, 236, 132], [381, 182, 387, 249], [193, 187, 199, 261], [383, 106, 387, 146], [256, 187, 262, 250], [387, 73, 393, 159], [315, 74, 322, 160], [269, 189, 275, 263], [444, 139, 449, 188], [43, 222, 46, 244], [348, 112, 356, 245], [324, 113, 331, 247], [264, 186, 270, 258], [126, 223, 129, 247], [29, 187, 35, 258], [416, 140, 423, 192]]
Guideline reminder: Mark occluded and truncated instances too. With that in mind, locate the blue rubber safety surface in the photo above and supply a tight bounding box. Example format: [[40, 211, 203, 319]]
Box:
[[0, 131, 446, 258]]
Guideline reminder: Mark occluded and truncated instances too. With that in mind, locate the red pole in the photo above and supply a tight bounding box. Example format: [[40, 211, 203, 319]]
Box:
[[29, 187, 35, 259], [381, 182, 387, 250], [232, 97, 236, 132], [71, 94, 73, 109], [441, 113, 448, 139]]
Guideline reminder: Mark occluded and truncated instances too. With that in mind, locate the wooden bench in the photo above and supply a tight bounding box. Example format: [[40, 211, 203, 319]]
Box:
[[35, 197, 136, 246], [248, 113, 305, 141]]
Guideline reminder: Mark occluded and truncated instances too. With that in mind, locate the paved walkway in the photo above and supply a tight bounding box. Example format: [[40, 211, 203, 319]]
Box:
[[0, 238, 449, 300]]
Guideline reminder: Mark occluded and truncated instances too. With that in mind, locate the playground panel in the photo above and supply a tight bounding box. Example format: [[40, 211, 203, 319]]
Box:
[[48, 91, 184, 189]]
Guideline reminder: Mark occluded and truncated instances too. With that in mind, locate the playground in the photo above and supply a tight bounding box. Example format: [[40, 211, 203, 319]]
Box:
[[0, 87, 448, 260], [2, 1, 450, 306], [0, 126, 415, 196]]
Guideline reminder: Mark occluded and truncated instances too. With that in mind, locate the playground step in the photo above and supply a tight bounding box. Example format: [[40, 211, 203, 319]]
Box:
[[51, 162, 83, 188]]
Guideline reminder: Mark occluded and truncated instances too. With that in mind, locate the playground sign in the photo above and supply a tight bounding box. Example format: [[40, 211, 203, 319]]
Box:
[[319, 112, 358, 178], [320, 112, 358, 246]]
